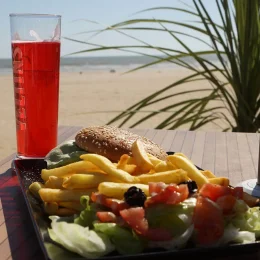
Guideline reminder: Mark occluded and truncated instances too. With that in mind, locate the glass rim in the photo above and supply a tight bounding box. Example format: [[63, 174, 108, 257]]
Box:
[[9, 13, 61, 18]]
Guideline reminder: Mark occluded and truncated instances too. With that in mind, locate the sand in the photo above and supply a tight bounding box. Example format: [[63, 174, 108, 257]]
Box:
[[0, 67, 227, 160]]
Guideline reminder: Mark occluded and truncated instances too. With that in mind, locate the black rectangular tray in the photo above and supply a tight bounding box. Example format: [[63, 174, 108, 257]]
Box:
[[13, 158, 260, 260]]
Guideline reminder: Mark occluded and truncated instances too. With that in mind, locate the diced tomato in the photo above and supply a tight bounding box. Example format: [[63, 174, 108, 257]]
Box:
[[167, 184, 189, 204], [91, 192, 129, 215], [148, 182, 167, 195], [96, 211, 117, 223], [91, 192, 108, 205], [145, 184, 189, 207], [105, 198, 129, 215], [199, 183, 232, 201], [193, 196, 224, 245], [120, 207, 148, 235], [119, 207, 172, 241], [216, 195, 236, 215], [231, 186, 244, 199]]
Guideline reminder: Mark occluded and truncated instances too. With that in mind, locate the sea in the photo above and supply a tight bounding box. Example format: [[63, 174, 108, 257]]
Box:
[[0, 54, 221, 75]]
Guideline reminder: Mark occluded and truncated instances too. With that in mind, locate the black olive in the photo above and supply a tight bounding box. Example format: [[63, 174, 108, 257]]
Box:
[[124, 186, 147, 207]]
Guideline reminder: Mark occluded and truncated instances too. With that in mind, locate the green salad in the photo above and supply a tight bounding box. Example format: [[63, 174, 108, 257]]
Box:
[[31, 140, 260, 259], [45, 182, 260, 259]]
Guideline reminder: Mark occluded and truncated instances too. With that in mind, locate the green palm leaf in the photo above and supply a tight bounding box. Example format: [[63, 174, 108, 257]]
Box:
[[66, 0, 260, 132]]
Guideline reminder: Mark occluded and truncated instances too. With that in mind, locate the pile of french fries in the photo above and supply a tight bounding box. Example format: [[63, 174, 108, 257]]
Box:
[[29, 139, 230, 216]]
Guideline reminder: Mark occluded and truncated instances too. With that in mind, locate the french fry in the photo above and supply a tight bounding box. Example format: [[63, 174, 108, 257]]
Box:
[[117, 154, 137, 174], [121, 164, 138, 174], [173, 152, 192, 162], [98, 182, 149, 199], [45, 176, 65, 189], [62, 173, 121, 190], [59, 202, 83, 211], [118, 155, 139, 171], [148, 169, 156, 174], [126, 156, 136, 165], [137, 169, 189, 184], [154, 161, 168, 172], [80, 154, 138, 183], [39, 188, 96, 202], [41, 161, 104, 181], [167, 154, 209, 188], [147, 153, 163, 167], [28, 182, 45, 200], [208, 177, 230, 186], [44, 202, 59, 215], [154, 161, 177, 172], [125, 166, 147, 176], [167, 161, 178, 170], [131, 139, 154, 172], [201, 170, 216, 179], [117, 154, 130, 169]]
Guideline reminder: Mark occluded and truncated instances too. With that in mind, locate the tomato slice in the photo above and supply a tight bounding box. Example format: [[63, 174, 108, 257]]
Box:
[[199, 183, 232, 201], [231, 186, 243, 199], [91, 192, 129, 215], [145, 184, 189, 207], [105, 198, 129, 215], [193, 196, 224, 245], [91, 192, 107, 205], [167, 184, 189, 204], [120, 207, 148, 235], [96, 211, 117, 223], [216, 195, 236, 215], [120, 207, 172, 241], [148, 182, 167, 195]]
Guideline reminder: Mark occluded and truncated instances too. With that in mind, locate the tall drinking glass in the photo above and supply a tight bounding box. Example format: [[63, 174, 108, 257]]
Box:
[[9, 14, 61, 158]]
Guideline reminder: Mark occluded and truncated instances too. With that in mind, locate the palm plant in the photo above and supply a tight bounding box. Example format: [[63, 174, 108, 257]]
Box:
[[65, 0, 260, 132]]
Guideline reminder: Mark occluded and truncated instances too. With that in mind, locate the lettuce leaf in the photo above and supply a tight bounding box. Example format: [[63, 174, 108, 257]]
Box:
[[233, 199, 249, 214], [45, 140, 88, 169], [94, 223, 145, 255], [48, 216, 115, 259], [231, 206, 260, 238], [44, 242, 80, 260], [212, 224, 255, 246], [145, 197, 196, 236], [74, 195, 105, 228]]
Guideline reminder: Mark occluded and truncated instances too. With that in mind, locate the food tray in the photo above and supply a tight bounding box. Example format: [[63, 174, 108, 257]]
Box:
[[13, 157, 260, 260]]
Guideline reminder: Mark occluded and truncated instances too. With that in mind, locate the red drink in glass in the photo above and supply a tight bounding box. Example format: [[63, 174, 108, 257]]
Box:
[[12, 41, 60, 157]]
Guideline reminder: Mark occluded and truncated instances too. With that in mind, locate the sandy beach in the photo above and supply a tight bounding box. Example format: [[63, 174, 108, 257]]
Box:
[[0, 67, 226, 160]]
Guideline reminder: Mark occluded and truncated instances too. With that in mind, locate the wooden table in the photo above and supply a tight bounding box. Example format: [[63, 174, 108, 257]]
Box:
[[1, 125, 260, 259]]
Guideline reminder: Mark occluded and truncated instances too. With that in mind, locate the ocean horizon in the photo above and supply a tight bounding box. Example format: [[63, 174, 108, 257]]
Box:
[[0, 54, 221, 75]]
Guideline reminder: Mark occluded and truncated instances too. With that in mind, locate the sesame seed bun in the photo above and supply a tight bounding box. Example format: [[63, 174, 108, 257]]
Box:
[[75, 125, 168, 162]]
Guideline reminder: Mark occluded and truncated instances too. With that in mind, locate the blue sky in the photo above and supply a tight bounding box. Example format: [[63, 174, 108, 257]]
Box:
[[1, 0, 219, 59]]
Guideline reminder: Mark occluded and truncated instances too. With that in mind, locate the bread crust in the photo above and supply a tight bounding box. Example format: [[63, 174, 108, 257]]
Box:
[[75, 125, 168, 162]]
